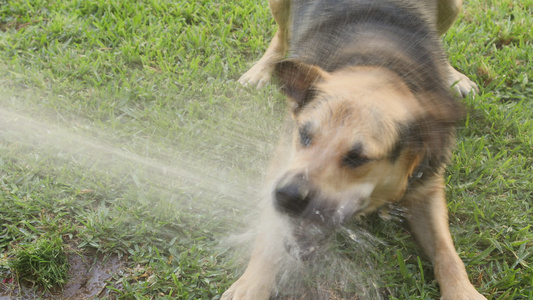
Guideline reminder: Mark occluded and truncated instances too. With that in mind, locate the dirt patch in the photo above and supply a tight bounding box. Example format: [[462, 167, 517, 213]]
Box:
[[62, 252, 123, 299], [0, 250, 124, 300]]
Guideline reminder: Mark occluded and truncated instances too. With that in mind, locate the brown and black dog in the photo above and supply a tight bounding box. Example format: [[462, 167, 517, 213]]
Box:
[[223, 0, 484, 299]]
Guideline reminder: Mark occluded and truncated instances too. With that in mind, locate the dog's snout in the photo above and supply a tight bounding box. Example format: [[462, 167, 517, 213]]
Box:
[[274, 174, 310, 215]]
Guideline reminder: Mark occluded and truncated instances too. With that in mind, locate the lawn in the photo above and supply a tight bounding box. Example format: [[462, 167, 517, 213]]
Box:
[[0, 0, 531, 299]]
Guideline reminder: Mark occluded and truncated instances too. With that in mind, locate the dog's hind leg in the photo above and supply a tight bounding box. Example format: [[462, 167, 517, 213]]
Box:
[[404, 179, 486, 300], [436, 0, 463, 35], [238, 0, 290, 89], [436, 0, 478, 97], [447, 64, 478, 97]]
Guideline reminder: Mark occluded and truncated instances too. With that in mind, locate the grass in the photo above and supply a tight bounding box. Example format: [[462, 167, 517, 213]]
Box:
[[8, 233, 69, 292], [0, 0, 531, 299]]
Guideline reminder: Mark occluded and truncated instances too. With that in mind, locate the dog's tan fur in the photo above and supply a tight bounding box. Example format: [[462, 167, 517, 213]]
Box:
[[223, 0, 484, 299]]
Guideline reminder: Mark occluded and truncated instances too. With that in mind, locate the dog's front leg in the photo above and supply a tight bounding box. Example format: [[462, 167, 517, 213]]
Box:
[[404, 178, 486, 300], [222, 205, 286, 300]]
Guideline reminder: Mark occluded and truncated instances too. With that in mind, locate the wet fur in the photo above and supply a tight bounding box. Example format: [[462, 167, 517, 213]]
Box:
[[223, 0, 484, 299]]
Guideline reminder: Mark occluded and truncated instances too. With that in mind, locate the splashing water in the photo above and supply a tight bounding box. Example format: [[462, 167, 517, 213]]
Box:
[[0, 106, 260, 214], [265, 224, 392, 300]]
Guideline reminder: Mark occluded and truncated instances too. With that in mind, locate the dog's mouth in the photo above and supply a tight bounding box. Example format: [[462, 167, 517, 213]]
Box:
[[281, 200, 367, 261], [278, 190, 369, 225], [283, 219, 329, 261]]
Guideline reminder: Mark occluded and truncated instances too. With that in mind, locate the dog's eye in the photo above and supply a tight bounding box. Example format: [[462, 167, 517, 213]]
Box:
[[298, 123, 313, 147], [342, 143, 370, 168], [343, 154, 370, 169]]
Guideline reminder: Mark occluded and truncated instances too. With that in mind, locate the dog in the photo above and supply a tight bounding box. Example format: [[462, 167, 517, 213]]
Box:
[[222, 0, 484, 299]]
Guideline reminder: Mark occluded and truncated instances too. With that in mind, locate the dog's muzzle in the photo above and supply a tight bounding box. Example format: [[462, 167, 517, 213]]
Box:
[[274, 172, 364, 226], [274, 173, 368, 260]]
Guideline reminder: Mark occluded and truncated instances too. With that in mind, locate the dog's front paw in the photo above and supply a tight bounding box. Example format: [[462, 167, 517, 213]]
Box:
[[238, 63, 274, 89], [441, 284, 487, 300], [448, 65, 479, 97], [221, 277, 271, 300]]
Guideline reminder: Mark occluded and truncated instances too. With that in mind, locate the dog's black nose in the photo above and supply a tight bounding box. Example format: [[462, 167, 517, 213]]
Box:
[[274, 174, 311, 215]]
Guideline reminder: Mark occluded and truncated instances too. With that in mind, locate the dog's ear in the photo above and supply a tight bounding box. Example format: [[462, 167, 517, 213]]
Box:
[[274, 59, 329, 111]]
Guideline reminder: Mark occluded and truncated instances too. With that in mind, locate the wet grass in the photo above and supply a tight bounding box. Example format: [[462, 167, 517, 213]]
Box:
[[0, 0, 532, 299], [8, 233, 69, 292]]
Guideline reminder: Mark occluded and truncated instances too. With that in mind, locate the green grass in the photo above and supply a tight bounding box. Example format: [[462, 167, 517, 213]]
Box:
[[8, 233, 69, 292], [0, 0, 531, 299]]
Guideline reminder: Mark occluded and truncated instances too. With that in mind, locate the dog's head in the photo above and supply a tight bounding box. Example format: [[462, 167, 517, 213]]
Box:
[[272, 60, 460, 229]]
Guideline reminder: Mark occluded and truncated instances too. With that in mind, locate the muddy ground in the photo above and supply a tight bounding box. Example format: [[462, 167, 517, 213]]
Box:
[[0, 251, 123, 300]]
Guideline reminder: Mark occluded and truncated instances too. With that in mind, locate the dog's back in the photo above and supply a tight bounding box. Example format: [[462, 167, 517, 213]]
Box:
[[289, 0, 448, 94]]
